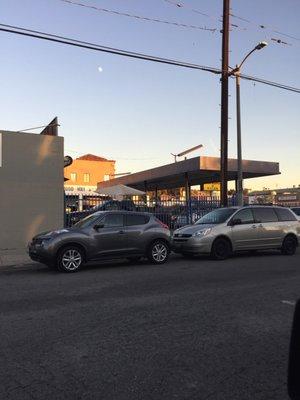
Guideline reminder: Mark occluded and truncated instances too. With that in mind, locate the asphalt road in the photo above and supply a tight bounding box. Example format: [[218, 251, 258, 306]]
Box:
[[0, 250, 299, 400]]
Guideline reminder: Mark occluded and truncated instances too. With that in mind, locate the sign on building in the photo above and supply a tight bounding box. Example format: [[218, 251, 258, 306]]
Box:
[[203, 182, 221, 191]]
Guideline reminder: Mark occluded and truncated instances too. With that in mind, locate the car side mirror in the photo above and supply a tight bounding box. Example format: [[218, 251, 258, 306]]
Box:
[[288, 299, 300, 399], [94, 224, 104, 230]]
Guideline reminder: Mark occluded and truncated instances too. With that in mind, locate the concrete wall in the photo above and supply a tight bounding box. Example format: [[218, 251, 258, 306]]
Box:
[[0, 131, 64, 258]]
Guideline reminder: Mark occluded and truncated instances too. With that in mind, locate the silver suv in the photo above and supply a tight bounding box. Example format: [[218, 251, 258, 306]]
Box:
[[28, 211, 171, 272], [172, 206, 300, 260]]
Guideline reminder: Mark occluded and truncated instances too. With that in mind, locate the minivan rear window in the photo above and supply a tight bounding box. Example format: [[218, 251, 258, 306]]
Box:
[[252, 208, 278, 223], [275, 208, 297, 221]]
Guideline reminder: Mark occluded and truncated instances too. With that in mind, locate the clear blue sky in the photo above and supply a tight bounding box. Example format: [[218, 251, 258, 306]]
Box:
[[1, 0, 299, 190]]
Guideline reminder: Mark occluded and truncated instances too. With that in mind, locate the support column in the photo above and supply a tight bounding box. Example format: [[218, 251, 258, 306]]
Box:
[[155, 187, 158, 204], [144, 181, 148, 204], [185, 173, 191, 224], [78, 193, 83, 212]]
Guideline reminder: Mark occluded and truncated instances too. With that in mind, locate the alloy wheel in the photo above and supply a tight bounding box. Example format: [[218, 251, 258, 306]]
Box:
[[61, 249, 82, 271], [152, 243, 168, 263]]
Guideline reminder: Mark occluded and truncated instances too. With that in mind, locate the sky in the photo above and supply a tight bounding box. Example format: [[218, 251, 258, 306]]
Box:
[[0, 0, 299, 191]]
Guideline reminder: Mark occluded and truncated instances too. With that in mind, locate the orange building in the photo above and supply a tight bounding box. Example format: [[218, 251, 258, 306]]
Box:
[[64, 154, 115, 193]]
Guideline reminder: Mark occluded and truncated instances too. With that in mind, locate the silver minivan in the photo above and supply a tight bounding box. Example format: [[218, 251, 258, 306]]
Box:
[[172, 206, 300, 260]]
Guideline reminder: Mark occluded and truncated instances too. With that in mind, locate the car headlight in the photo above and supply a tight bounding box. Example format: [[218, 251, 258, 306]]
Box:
[[192, 228, 212, 237], [41, 238, 52, 246]]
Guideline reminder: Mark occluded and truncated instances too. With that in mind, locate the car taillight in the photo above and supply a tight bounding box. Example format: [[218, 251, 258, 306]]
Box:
[[155, 218, 169, 229]]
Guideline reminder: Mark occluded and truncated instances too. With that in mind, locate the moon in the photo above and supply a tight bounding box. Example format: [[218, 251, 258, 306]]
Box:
[[98, 66, 103, 73]]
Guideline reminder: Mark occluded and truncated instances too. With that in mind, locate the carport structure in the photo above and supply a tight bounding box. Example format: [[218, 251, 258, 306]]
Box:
[[97, 156, 280, 200]]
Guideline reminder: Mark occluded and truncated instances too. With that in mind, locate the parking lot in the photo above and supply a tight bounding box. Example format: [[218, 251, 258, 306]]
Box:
[[0, 250, 299, 400]]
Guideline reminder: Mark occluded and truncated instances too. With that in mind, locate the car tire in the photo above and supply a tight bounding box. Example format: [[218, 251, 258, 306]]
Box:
[[56, 246, 84, 273], [211, 238, 232, 260], [147, 240, 170, 264], [281, 236, 297, 256]]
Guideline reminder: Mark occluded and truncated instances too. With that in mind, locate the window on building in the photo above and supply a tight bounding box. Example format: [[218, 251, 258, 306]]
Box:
[[104, 175, 110, 181], [70, 173, 77, 182], [83, 173, 90, 183]]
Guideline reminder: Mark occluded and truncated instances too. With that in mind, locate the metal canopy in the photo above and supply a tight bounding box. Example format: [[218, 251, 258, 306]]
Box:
[[97, 156, 280, 192], [96, 184, 145, 196]]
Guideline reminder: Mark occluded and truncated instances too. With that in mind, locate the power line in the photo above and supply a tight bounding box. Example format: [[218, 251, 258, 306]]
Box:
[[0, 23, 220, 74], [0, 23, 299, 93], [238, 74, 300, 93], [230, 12, 300, 42], [163, 0, 298, 46], [163, 0, 238, 29], [17, 123, 60, 132], [65, 148, 161, 161], [59, 0, 217, 32], [163, 0, 221, 23]]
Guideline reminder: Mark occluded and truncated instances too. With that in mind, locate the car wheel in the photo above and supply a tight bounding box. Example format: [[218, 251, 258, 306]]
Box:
[[57, 246, 84, 273], [211, 238, 232, 260], [147, 240, 170, 264], [281, 236, 297, 256]]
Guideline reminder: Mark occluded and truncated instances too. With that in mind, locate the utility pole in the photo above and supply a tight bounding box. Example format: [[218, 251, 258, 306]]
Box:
[[231, 42, 268, 206], [220, 0, 230, 207], [235, 66, 243, 206]]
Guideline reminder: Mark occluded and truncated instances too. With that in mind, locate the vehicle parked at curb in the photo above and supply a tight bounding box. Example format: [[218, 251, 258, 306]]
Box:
[[172, 206, 300, 260], [29, 211, 171, 272], [67, 199, 173, 228], [291, 207, 300, 220]]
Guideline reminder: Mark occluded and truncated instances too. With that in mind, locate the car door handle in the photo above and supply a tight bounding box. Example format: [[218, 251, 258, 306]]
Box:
[[258, 224, 263, 228], [118, 230, 125, 234], [252, 225, 257, 229]]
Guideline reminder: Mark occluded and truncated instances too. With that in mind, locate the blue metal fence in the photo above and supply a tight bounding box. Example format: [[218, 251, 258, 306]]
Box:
[[64, 194, 237, 229]]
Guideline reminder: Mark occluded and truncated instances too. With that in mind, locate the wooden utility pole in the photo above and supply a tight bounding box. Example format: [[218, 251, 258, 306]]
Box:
[[220, 0, 230, 206]]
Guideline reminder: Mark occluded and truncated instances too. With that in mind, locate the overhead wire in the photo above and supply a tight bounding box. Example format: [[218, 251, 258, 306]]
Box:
[[58, 0, 217, 32], [162, 0, 298, 46], [230, 12, 300, 42], [0, 23, 299, 93], [65, 148, 161, 161], [0, 23, 221, 74]]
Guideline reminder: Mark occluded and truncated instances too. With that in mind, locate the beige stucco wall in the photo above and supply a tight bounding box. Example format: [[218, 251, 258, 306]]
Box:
[[0, 131, 64, 257]]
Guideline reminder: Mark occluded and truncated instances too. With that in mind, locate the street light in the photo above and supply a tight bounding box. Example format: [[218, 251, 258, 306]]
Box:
[[171, 144, 203, 163], [231, 41, 268, 206]]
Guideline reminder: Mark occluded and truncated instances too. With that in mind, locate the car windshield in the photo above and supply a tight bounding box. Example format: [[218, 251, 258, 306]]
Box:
[[195, 208, 237, 225], [73, 213, 102, 228]]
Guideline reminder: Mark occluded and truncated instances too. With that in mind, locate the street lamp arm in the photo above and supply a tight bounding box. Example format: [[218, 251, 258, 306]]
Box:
[[229, 48, 257, 76], [238, 47, 257, 70]]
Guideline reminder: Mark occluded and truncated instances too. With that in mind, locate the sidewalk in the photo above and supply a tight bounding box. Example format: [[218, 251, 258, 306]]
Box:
[[0, 249, 34, 268]]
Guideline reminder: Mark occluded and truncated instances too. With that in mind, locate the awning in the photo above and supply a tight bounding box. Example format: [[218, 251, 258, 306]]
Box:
[[96, 184, 145, 196], [97, 156, 280, 191]]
